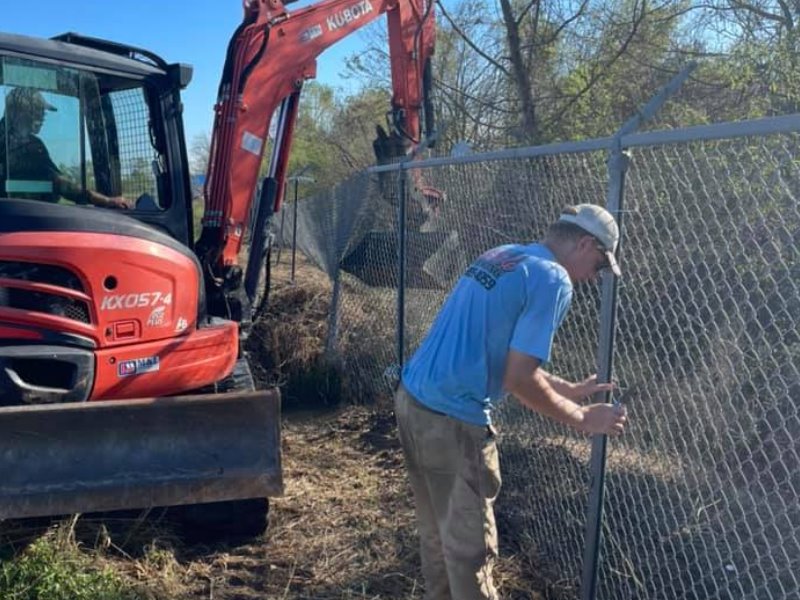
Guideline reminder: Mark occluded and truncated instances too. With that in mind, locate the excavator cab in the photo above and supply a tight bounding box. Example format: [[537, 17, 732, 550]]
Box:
[[0, 32, 194, 243]]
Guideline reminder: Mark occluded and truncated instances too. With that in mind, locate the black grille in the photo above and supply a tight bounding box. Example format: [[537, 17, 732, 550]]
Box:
[[0, 261, 84, 291], [0, 289, 91, 324]]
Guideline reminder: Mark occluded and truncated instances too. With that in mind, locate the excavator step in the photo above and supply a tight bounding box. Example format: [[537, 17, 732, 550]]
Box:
[[0, 389, 281, 520]]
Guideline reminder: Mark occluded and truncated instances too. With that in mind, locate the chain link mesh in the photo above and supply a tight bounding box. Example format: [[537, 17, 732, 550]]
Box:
[[108, 88, 161, 201], [274, 170, 402, 401], [597, 134, 800, 600], [271, 124, 799, 599]]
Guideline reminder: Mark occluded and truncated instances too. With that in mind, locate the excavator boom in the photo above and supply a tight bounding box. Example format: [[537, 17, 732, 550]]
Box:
[[199, 0, 435, 320]]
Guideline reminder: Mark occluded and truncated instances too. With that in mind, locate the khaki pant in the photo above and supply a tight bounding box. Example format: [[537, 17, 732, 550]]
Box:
[[394, 384, 502, 600]]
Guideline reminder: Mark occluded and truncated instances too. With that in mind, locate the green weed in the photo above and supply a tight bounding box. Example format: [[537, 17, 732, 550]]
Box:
[[0, 532, 138, 600]]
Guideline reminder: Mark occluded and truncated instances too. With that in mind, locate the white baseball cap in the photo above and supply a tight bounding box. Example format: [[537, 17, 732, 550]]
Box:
[[558, 204, 621, 276]]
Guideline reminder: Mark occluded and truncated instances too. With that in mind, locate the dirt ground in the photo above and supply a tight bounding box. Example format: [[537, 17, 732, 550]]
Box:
[[167, 404, 544, 599], [194, 404, 423, 599]]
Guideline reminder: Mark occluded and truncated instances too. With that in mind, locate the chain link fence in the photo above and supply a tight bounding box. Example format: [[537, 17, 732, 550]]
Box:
[[272, 114, 799, 599]]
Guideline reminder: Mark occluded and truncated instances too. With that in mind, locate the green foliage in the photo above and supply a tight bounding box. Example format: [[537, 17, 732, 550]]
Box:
[[716, 37, 800, 118], [282, 82, 390, 194], [552, 1, 689, 139], [0, 534, 137, 600], [192, 197, 203, 243]]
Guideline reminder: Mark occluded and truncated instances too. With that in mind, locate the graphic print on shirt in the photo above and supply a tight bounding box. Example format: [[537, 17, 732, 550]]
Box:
[[464, 246, 527, 290]]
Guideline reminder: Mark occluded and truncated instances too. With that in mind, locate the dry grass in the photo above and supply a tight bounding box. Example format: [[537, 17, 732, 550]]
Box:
[[246, 257, 341, 408], [218, 405, 422, 599]]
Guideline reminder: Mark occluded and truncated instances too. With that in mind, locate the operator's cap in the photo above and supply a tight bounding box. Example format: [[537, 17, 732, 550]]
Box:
[[6, 87, 57, 114], [558, 204, 621, 276]]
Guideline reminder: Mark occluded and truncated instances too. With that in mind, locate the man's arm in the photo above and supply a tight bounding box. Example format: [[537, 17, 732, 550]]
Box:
[[503, 349, 626, 435], [539, 370, 579, 398], [540, 370, 614, 401], [54, 175, 132, 209]]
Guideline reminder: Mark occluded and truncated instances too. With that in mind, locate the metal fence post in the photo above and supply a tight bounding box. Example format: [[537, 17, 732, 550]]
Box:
[[397, 167, 408, 368], [285, 171, 314, 283], [394, 133, 437, 371], [580, 63, 697, 600], [325, 269, 342, 359], [291, 177, 299, 284], [276, 187, 287, 264], [581, 142, 628, 600]]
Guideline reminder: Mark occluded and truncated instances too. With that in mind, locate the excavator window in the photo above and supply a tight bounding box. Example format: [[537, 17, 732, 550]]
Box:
[[0, 57, 166, 210]]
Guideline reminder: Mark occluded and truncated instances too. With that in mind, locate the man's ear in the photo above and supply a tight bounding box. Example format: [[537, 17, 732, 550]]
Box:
[[577, 234, 595, 253]]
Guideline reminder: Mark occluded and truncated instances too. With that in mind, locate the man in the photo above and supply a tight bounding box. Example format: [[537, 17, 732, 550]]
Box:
[[395, 203, 628, 600], [0, 87, 130, 209]]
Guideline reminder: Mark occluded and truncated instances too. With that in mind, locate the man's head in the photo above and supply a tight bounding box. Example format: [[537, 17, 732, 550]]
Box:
[[4, 87, 56, 135], [546, 204, 621, 282]]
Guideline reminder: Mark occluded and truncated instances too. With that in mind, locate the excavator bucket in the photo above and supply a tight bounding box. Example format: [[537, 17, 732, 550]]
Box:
[[0, 390, 282, 520], [341, 230, 451, 289]]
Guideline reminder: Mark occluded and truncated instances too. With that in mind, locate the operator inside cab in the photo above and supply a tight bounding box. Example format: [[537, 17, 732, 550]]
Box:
[[0, 87, 131, 209]]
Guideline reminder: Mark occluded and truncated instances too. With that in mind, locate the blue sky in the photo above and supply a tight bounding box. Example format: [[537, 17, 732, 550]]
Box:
[[3, 0, 374, 142]]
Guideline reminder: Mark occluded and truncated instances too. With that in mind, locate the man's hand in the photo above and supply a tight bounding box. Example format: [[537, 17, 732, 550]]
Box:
[[569, 374, 614, 401], [504, 351, 630, 435], [105, 196, 133, 210], [82, 187, 133, 210], [579, 403, 627, 436]]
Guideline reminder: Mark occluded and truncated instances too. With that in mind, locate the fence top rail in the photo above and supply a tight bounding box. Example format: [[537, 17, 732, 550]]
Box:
[[367, 137, 614, 173], [621, 113, 800, 148], [367, 113, 800, 174]]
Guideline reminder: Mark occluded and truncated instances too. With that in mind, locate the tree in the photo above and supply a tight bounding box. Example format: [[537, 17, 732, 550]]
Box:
[[698, 1, 800, 116], [189, 132, 211, 175], [264, 82, 391, 195], [344, 0, 800, 148]]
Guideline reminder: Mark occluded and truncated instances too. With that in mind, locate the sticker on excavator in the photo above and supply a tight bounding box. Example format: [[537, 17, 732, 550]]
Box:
[[118, 356, 160, 377], [0, 389, 282, 520]]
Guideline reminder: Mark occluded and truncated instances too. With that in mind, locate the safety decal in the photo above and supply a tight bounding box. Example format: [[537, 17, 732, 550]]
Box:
[[300, 24, 323, 43], [242, 131, 263, 156], [118, 356, 160, 377], [147, 306, 167, 327]]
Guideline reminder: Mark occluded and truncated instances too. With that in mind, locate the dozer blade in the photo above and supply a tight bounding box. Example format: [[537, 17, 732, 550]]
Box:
[[0, 390, 282, 520]]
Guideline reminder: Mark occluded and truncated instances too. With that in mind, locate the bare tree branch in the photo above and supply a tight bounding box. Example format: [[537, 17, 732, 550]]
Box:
[[499, 0, 538, 141], [728, 0, 786, 25], [435, 0, 510, 77], [545, 0, 649, 130]]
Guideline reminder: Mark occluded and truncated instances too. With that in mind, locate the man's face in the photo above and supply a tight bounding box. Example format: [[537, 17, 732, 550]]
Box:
[[567, 235, 611, 284], [31, 108, 44, 133], [7, 97, 47, 136], [27, 104, 46, 134]]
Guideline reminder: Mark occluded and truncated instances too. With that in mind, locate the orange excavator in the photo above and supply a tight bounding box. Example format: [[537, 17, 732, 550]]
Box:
[[0, 0, 435, 535]]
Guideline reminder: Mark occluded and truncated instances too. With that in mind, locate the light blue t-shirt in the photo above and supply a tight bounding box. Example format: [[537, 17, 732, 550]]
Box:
[[401, 243, 573, 426]]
